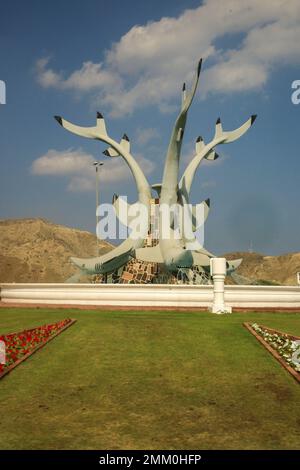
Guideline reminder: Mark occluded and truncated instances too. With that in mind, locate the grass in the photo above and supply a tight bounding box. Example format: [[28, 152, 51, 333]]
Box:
[[0, 307, 300, 450]]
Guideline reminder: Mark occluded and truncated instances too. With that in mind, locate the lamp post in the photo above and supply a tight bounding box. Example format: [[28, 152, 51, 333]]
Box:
[[93, 161, 104, 256]]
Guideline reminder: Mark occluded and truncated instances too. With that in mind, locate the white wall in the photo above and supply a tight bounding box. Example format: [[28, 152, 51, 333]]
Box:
[[1, 283, 300, 309]]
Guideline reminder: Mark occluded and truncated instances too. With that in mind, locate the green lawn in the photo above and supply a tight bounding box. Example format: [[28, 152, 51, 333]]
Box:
[[0, 307, 300, 450]]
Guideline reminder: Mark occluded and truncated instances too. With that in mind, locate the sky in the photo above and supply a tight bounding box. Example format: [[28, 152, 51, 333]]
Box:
[[0, 0, 300, 255]]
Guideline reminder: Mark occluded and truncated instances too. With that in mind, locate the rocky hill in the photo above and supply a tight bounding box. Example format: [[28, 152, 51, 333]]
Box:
[[225, 251, 300, 286], [0, 218, 112, 283], [0, 218, 299, 285]]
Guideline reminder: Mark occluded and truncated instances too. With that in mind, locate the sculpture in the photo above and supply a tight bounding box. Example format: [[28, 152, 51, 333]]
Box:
[[54, 59, 256, 282]]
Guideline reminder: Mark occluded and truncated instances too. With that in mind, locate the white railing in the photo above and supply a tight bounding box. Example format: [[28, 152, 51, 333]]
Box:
[[1, 283, 300, 309]]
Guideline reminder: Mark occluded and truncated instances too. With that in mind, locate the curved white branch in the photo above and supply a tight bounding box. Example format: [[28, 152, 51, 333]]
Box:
[[54, 113, 152, 275], [179, 114, 257, 198]]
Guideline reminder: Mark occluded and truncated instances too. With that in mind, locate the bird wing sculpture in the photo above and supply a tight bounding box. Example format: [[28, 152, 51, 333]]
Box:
[[54, 113, 152, 274], [178, 115, 256, 251], [179, 115, 256, 200], [155, 59, 256, 272]]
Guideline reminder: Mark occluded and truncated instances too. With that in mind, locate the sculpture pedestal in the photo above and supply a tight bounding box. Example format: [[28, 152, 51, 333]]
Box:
[[210, 258, 232, 314]]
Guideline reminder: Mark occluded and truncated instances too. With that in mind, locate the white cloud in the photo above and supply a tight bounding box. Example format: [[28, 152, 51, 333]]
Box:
[[35, 0, 300, 115], [36, 58, 121, 92], [35, 57, 62, 88], [31, 148, 155, 192], [31, 148, 93, 175]]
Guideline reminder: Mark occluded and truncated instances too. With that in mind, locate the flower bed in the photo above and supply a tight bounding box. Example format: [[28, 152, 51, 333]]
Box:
[[0, 318, 76, 379], [244, 322, 300, 383]]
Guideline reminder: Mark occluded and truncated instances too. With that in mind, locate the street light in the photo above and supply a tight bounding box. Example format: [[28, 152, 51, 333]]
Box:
[[93, 161, 104, 256]]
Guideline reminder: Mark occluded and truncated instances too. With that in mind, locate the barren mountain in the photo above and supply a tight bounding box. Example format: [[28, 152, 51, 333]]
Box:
[[0, 218, 299, 285], [0, 218, 112, 282], [225, 251, 300, 286]]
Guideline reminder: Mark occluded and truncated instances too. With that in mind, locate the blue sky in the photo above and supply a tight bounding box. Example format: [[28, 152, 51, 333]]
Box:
[[0, 0, 300, 255]]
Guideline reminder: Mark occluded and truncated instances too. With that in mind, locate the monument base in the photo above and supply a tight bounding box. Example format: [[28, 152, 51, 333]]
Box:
[[209, 305, 232, 314]]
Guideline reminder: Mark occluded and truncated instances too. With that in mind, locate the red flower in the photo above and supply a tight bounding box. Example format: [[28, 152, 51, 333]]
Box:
[[0, 319, 73, 377]]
